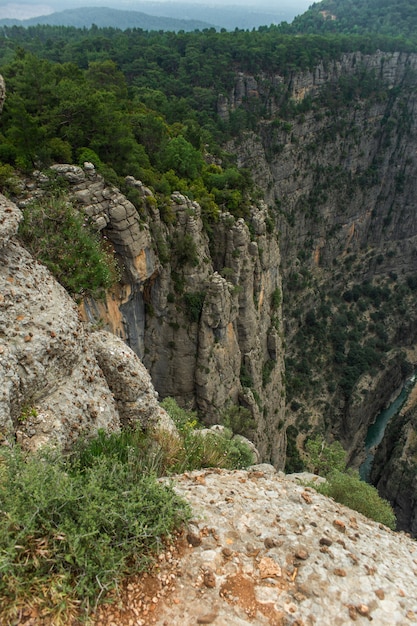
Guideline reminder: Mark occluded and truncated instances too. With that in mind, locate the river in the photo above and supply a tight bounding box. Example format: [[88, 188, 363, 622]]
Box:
[[359, 374, 416, 482]]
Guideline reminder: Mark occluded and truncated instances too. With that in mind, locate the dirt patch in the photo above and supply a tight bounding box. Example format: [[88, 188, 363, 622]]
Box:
[[93, 531, 190, 626], [220, 571, 286, 625]]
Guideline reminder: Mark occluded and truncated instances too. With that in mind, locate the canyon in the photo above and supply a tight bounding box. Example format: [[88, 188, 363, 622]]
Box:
[[2, 48, 417, 534]]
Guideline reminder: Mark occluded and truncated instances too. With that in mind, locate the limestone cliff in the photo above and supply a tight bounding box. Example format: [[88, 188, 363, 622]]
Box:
[[223, 51, 417, 467], [0, 190, 174, 450], [16, 165, 286, 467]]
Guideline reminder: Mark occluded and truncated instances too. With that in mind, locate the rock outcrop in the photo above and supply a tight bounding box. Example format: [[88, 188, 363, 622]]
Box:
[[18, 164, 286, 467], [0, 192, 174, 450], [94, 466, 417, 625]]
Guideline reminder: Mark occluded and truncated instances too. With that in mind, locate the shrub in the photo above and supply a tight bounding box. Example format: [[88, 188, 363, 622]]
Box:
[[161, 397, 253, 471], [304, 435, 347, 476], [271, 287, 282, 310], [285, 425, 305, 473], [303, 436, 396, 529], [262, 358, 275, 387], [183, 291, 205, 323], [0, 445, 189, 624], [222, 404, 256, 440], [240, 364, 253, 388], [0, 163, 21, 195], [18, 195, 118, 299], [173, 232, 199, 267], [316, 470, 396, 530]]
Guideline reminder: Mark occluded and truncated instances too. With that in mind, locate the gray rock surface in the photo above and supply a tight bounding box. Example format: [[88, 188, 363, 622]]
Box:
[[26, 165, 286, 467], [48, 164, 157, 283], [0, 192, 175, 449], [91, 329, 175, 432], [94, 467, 417, 625]]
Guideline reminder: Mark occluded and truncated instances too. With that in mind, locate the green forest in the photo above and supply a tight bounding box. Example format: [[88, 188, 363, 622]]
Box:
[[1, 3, 416, 220], [290, 0, 417, 38]]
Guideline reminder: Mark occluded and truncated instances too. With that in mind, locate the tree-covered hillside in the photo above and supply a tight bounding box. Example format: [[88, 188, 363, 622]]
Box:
[[0, 21, 416, 206], [290, 0, 417, 38]]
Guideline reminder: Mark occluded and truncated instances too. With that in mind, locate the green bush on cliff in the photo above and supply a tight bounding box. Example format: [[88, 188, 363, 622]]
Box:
[[304, 435, 347, 476], [304, 436, 397, 529], [18, 194, 118, 299], [316, 470, 397, 530], [161, 397, 254, 471]]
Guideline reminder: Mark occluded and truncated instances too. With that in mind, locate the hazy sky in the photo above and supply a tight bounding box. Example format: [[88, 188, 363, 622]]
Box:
[[0, 1, 314, 20]]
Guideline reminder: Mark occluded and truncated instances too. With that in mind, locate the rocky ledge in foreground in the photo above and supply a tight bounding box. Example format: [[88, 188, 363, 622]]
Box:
[[95, 466, 417, 626]]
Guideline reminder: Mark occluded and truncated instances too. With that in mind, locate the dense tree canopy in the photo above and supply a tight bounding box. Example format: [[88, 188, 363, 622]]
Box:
[[0, 2, 416, 218], [290, 0, 417, 39]]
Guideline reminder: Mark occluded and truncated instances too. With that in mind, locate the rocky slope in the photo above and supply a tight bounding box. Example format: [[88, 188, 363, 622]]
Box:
[[0, 187, 175, 450], [93, 466, 417, 626]]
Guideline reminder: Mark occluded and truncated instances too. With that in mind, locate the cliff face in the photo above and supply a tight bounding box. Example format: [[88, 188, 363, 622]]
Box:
[[0, 174, 175, 450], [19, 165, 285, 466], [226, 52, 417, 312], [371, 393, 417, 536], [141, 194, 285, 466], [0, 190, 174, 449], [221, 52, 417, 466]]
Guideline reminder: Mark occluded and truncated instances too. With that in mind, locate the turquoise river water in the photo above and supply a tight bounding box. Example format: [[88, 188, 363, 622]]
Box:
[[359, 374, 416, 482]]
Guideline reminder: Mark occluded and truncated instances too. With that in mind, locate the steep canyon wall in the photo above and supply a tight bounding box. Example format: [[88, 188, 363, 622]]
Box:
[[223, 51, 417, 462], [3, 51, 417, 525], [18, 165, 286, 467]]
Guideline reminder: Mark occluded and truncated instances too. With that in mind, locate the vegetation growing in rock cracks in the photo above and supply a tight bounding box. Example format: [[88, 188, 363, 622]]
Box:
[[0, 398, 253, 624], [304, 435, 396, 530], [18, 193, 119, 299], [160, 397, 254, 471]]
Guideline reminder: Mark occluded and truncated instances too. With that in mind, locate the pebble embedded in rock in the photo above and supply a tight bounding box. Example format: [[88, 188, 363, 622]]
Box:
[[295, 548, 309, 560], [186, 532, 202, 547], [333, 519, 346, 533], [334, 568, 347, 577], [203, 569, 216, 589], [258, 556, 282, 579], [319, 537, 333, 546], [356, 604, 370, 616]]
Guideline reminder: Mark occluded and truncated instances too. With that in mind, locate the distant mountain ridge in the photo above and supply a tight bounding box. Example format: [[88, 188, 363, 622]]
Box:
[[0, 6, 214, 32], [0, 2, 309, 32]]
